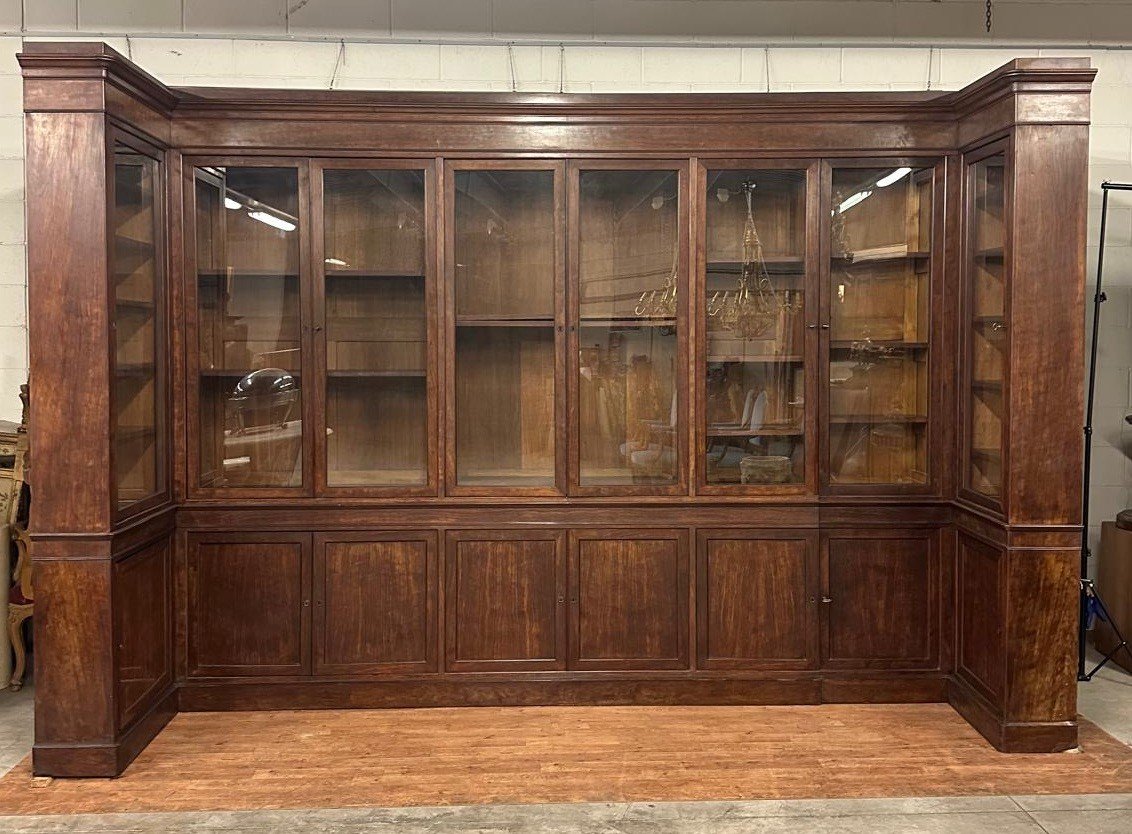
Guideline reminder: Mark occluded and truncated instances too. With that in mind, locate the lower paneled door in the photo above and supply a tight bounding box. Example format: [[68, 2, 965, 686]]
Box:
[[184, 526, 940, 678], [696, 530, 819, 670]]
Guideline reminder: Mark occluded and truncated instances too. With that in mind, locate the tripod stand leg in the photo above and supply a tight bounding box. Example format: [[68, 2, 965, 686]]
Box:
[[1082, 581, 1132, 680]]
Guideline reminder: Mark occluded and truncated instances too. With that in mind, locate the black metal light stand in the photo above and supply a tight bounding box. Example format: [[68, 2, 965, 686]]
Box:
[[1078, 180, 1132, 681]]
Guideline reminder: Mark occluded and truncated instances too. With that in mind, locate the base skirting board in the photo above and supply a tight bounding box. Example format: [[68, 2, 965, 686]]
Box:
[[176, 673, 948, 712], [947, 674, 1077, 753]]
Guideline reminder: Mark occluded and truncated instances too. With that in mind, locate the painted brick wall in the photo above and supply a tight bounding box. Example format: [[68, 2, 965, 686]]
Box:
[[0, 36, 1128, 554]]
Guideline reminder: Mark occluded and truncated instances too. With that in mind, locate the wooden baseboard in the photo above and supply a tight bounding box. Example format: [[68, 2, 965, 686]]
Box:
[[947, 674, 1077, 753], [178, 674, 948, 712], [33, 685, 178, 778]]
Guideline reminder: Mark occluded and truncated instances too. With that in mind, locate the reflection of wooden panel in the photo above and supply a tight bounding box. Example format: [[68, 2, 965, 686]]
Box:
[[958, 534, 1004, 701], [823, 531, 937, 669], [446, 531, 565, 671], [188, 534, 311, 677], [570, 530, 688, 670], [114, 539, 171, 729], [314, 532, 436, 674], [697, 531, 816, 669]]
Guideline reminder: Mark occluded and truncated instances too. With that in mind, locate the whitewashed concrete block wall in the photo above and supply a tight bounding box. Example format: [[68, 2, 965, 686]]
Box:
[[0, 37, 1128, 552]]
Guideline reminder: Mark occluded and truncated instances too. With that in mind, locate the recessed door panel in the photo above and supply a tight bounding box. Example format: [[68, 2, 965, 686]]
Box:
[[314, 532, 437, 675], [570, 529, 689, 670], [697, 531, 817, 669], [822, 530, 938, 669], [446, 530, 566, 671], [188, 533, 311, 677]]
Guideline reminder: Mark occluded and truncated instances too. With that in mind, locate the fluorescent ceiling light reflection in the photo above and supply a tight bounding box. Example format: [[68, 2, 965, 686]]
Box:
[[876, 167, 912, 188], [223, 197, 241, 210], [325, 257, 348, 267], [838, 190, 871, 213], [248, 210, 296, 232]]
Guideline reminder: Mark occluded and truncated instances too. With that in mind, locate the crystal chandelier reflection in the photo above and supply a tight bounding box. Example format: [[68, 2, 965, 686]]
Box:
[[708, 181, 797, 338]]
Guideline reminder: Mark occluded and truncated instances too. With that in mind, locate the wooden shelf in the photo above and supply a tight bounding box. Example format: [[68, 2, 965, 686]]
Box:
[[456, 316, 554, 327], [116, 298, 155, 312], [707, 425, 803, 437], [830, 339, 928, 350], [971, 379, 1003, 393], [580, 317, 676, 328], [706, 258, 805, 275], [328, 369, 426, 379], [325, 270, 425, 280], [115, 362, 155, 377], [829, 414, 928, 425], [200, 368, 301, 378], [708, 355, 803, 363], [832, 250, 930, 266], [115, 425, 156, 443], [976, 246, 1005, 260], [199, 270, 299, 280]]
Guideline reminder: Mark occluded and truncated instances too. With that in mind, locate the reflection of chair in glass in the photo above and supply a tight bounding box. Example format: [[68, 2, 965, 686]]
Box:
[[625, 390, 677, 480], [707, 390, 767, 476]]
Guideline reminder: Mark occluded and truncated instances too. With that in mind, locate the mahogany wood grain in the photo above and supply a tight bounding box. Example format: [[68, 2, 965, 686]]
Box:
[[114, 539, 174, 730], [187, 533, 311, 677], [569, 529, 690, 670], [313, 531, 437, 675], [821, 529, 939, 670], [695, 529, 819, 670], [445, 530, 566, 671]]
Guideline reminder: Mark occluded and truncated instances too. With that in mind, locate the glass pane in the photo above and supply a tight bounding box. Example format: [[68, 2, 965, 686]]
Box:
[[966, 155, 1006, 499], [578, 170, 679, 487], [113, 147, 163, 510], [454, 169, 556, 487], [323, 168, 427, 487], [195, 166, 302, 488], [703, 170, 806, 486], [828, 166, 932, 486]]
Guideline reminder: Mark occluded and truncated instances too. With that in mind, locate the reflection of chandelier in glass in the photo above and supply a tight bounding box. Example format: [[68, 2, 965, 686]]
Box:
[[634, 247, 679, 318], [708, 181, 796, 338]]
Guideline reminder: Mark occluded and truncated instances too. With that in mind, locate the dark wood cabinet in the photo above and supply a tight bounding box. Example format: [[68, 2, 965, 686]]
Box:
[[22, 43, 1093, 774], [114, 539, 172, 729], [314, 532, 437, 675], [187, 533, 311, 677], [445, 530, 566, 671], [696, 530, 818, 670], [570, 529, 689, 670], [821, 530, 939, 670]]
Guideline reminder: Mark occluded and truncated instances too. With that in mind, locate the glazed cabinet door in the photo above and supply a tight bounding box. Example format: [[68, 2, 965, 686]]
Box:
[[314, 532, 437, 675], [314, 162, 437, 495], [569, 162, 689, 496], [569, 529, 689, 670], [697, 162, 817, 494], [187, 532, 311, 676], [696, 530, 818, 670], [821, 529, 939, 670], [446, 162, 565, 495], [961, 143, 1009, 510], [110, 133, 168, 517], [445, 530, 566, 671], [188, 161, 312, 495], [822, 161, 941, 493]]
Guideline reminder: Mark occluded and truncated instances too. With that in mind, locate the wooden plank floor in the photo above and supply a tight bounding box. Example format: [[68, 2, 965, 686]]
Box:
[[2, 705, 1131, 815]]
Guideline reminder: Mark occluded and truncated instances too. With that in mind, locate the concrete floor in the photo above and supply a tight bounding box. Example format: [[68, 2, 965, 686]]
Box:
[[0, 664, 1128, 833]]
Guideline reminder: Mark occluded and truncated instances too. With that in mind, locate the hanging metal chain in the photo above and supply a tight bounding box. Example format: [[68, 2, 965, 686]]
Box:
[[986, 0, 993, 33]]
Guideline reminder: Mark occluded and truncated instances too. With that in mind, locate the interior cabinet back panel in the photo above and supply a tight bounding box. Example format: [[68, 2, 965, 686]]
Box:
[[446, 530, 566, 671], [570, 530, 689, 670], [697, 531, 817, 669], [823, 531, 938, 670], [188, 534, 311, 677], [314, 532, 437, 675]]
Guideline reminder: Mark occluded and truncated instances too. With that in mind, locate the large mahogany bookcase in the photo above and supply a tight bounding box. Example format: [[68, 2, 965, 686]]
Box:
[[21, 44, 1094, 777]]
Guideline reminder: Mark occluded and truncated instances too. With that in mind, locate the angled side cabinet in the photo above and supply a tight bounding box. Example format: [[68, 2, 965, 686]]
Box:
[[21, 43, 178, 777]]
